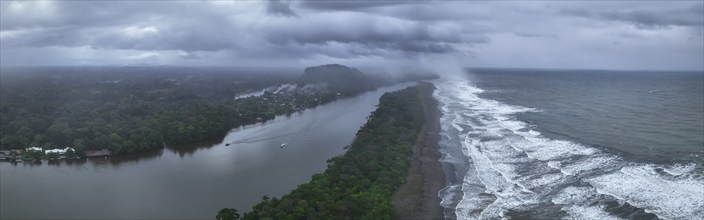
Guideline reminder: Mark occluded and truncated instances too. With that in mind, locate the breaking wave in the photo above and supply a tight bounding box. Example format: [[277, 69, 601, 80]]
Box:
[[434, 80, 704, 220]]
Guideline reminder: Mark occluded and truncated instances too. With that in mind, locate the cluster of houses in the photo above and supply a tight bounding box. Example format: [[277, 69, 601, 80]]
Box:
[[27, 147, 76, 158], [0, 147, 112, 162], [0, 149, 22, 160]]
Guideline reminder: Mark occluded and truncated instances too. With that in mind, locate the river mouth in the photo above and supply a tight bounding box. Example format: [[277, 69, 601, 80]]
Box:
[[0, 82, 417, 220]]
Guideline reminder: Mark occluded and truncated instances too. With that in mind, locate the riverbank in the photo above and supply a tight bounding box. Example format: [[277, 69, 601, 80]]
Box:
[[392, 82, 445, 220], [242, 84, 429, 219], [2, 83, 419, 220]]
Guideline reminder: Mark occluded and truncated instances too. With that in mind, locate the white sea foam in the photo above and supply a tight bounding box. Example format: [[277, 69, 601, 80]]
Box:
[[553, 186, 596, 205], [663, 163, 698, 176], [433, 79, 704, 220], [439, 184, 462, 208], [527, 130, 541, 137], [453, 152, 499, 219], [562, 205, 627, 220], [521, 139, 599, 161], [438, 150, 466, 164], [586, 164, 704, 219], [551, 186, 627, 220], [557, 155, 620, 176]]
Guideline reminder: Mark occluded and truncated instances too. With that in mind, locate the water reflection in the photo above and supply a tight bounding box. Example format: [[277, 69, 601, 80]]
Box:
[[0, 82, 417, 219], [108, 149, 164, 165], [165, 138, 223, 158], [1, 151, 168, 167]]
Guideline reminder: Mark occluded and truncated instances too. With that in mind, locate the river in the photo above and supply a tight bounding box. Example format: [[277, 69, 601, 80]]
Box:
[[0, 83, 416, 219]]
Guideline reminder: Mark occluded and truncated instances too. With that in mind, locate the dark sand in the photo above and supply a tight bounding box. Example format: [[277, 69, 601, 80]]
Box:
[[393, 82, 445, 220]]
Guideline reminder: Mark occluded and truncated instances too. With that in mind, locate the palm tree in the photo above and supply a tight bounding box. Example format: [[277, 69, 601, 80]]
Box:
[[216, 208, 240, 220]]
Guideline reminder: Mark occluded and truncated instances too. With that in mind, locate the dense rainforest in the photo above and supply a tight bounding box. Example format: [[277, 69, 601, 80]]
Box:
[[0, 66, 287, 154], [0, 65, 435, 155], [222, 83, 432, 220]]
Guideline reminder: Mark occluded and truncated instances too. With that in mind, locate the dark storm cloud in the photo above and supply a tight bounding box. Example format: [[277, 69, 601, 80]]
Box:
[[514, 32, 557, 39], [1, 1, 185, 30], [299, 0, 423, 11], [263, 15, 484, 55], [2, 23, 242, 52], [297, 0, 476, 23], [562, 2, 704, 29], [0, 1, 251, 52], [267, 0, 298, 17], [1, 0, 481, 59], [1, 1, 701, 70]]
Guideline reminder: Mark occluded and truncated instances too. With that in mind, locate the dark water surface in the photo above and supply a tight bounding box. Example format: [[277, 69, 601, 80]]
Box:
[[0, 83, 415, 219], [435, 69, 703, 220], [471, 69, 704, 164]]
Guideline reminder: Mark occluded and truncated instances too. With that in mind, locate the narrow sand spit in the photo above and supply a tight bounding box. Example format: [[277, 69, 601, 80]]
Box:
[[393, 83, 445, 220]]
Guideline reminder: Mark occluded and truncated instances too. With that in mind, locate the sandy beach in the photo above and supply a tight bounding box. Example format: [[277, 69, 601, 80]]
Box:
[[393, 82, 445, 220]]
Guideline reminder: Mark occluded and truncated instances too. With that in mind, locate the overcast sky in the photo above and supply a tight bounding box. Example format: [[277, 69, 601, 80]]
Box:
[[1, 0, 702, 71]]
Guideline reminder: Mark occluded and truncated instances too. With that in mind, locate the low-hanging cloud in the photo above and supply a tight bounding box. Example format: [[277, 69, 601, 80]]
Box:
[[266, 0, 298, 17], [0, 0, 485, 66], [561, 2, 704, 29], [298, 0, 423, 11], [0, 0, 702, 70], [261, 12, 484, 56]]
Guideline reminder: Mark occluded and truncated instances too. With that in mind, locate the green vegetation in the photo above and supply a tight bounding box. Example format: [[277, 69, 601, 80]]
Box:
[[23, 149, 45, 161], [1, 65, 436, 156], [0, 67, 292, 154], [217, 208, 241, 220], [233, 84, 431, 220]]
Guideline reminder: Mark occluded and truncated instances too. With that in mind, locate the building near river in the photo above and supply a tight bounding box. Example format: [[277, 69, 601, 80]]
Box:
[[44, 147, 76, 155], [25, 147, 43, 152], [0, 151, 13, 160]]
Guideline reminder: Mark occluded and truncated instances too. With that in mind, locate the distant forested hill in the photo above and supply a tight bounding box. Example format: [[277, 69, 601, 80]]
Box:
[[299, 64, 377, 93], [0, 65, 436, 155], [0, 67, 291, 154]]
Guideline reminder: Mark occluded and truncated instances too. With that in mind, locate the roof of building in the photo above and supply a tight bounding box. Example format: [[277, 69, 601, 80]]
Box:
[[44, 147, 75, 154], [26, 147, 43, 152]]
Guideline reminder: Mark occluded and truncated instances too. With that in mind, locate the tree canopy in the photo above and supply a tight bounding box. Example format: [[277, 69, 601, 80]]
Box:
[[1, 66, 435, 156], [241, 84, 432, 220]]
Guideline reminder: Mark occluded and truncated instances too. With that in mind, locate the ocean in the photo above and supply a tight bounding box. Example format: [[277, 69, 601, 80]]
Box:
[[434, 69, 704, 220]]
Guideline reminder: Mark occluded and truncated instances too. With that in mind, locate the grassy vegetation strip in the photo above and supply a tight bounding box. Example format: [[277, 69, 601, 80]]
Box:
[[241, 83, 432, 220]]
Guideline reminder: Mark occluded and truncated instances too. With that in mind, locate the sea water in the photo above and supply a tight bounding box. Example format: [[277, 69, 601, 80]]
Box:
[[435, 69, 703, 220]]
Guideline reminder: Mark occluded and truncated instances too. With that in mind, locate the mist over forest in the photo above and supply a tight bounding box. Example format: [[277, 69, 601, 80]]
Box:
[[1, 1, 702, 220]]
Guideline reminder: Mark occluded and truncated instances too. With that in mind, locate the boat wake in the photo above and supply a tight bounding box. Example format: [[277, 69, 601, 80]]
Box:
[[434, 80, 704, 220], [226, 108, 353, 147]]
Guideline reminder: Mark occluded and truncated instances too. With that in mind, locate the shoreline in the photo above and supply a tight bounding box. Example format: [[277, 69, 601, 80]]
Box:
[[392, 82, 445, 220]]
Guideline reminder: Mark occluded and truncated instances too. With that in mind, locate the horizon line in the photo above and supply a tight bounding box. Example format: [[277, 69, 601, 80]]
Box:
[[1, 65, 703, 73]]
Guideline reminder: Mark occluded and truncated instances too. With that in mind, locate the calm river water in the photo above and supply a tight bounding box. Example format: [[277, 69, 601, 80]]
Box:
[[0, 83, 415, 219]]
